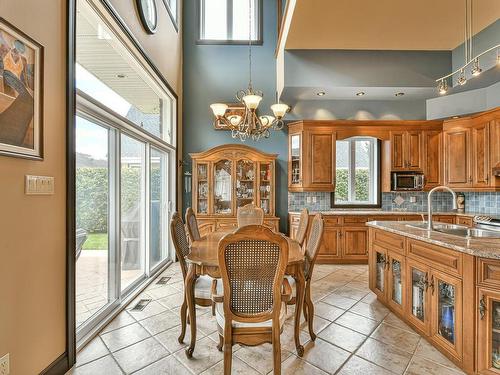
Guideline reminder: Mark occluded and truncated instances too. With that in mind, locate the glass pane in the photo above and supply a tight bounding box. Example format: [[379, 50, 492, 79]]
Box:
[[375, 252, 385, 292], [214, 160, 232, 214], [121, 134, 146, 291], [236, 160, 255, 208], [201, 0, 228, 40], [75, 116, 110, 328], [335, 140, 349, 203], [167, 0, 177, 21], [197, 164, 209, 214], [259, 162, 272, 215], [76, 0, 173, 140], [291, 135, 301, 184], [354, 140, 371, 203], [437, 280, 455, 345], [150, 148, 169, 270], [492, 301, 500, 369], [232, 0, 259, 40], [411, 268, 426, 322], [391, 258, 402, 305]]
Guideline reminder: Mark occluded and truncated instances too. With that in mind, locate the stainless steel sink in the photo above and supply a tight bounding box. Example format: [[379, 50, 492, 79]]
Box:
[[406, 222, 500, 239]]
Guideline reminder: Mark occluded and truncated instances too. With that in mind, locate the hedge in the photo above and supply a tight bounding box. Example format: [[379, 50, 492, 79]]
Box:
[[335, 168, 370, 202]]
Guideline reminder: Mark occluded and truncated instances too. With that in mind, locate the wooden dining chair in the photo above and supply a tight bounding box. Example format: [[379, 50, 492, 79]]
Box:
[[185, 207, 201, 243], [236, 203, 264, 227], [295, 208, 310, 247], [170, 212, 219, 344], [287, 213, 324, 341], [213, 225, 292, 375]]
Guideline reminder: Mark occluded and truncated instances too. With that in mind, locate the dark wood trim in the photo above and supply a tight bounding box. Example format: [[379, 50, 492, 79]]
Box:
[[195, 0, 264, 45], [66, 0, 77, 370], [39, 352, 68, 375]]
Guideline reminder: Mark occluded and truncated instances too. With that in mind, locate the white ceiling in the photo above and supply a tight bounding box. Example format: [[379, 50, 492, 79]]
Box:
[[286, 0, 500, 50]]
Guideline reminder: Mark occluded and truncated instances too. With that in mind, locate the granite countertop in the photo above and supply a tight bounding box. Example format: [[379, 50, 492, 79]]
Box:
[[288, 209, 491, 217], [366, 221, 500, 259]]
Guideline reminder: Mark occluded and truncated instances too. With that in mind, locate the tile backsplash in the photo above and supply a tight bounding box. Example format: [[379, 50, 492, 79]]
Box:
[[288, 191, 500, 214]]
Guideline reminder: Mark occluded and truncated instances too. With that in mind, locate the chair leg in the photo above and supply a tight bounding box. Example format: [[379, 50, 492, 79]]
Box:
[[305, 281, 316, 341], [223, 340, 232, 375], [178, 298, 188, 343], [272, 326, 282, 375], [303, 300, 308, 322], [217, 333, 223, 351], [212, 301, 216, 316]]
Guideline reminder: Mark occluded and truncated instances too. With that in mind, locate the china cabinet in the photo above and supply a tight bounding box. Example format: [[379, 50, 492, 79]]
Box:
[[190, 144, 279, 232]]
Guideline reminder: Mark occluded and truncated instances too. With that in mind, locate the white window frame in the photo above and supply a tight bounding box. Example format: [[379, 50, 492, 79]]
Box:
[[162, 0, 179, 30], [334, 137, 380, 207], [198, 0, 263, 45]]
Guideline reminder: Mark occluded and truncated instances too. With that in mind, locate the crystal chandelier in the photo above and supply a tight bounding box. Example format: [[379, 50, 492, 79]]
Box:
[[210, 0, 289, 141]]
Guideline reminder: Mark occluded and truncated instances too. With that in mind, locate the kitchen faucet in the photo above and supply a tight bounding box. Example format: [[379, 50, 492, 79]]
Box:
[[427, 186, 458, 230]]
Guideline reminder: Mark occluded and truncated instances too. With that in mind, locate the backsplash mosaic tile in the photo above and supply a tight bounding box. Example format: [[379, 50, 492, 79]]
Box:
[[288, 191, 500, 214]]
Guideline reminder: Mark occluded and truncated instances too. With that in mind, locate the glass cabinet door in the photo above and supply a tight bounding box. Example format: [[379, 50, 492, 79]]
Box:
[[196, 163, 209, 214], [214, 160, 232, 214], [387, 252, 404, 315], [370, 246, 387, 301], [259, 162, 272, 215], [290, 134, 301, 185], [236, 160, 255, 208], [478, 289, 500, 373], [406, 259, 430, 334]]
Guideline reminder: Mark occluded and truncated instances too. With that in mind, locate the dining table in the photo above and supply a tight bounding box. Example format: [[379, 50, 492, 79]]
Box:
[[183, 228, 306, 358]]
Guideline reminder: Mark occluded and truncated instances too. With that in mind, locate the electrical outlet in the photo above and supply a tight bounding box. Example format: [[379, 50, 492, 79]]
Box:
[[0, 353, 10, 375], [312, 196, 317, 203], [306, 197, 312, 203]]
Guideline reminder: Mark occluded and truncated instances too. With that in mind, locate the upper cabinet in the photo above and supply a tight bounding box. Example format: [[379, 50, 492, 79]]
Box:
[[288, 123, 336, 192], [444, 109, 500, 191], [423, 130, 442, 189], [390, 130, 423, 171]]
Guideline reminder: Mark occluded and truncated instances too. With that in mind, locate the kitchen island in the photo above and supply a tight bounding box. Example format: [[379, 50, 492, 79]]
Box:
[[367, 220, 500, 374]]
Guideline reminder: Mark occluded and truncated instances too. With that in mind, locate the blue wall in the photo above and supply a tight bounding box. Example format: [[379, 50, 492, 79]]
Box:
[[182, 0, 290, 231]]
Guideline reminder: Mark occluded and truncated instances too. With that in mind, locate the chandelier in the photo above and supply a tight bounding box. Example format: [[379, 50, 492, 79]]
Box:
[[209, 0, 289, 141]]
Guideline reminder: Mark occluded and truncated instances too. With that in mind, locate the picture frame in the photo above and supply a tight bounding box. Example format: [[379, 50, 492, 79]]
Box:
[[0, 17, 44, 160], [136, 0, 158, 35], [213, 102, 246, 130]]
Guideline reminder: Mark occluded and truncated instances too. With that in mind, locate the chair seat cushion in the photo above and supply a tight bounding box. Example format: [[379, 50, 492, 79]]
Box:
[[215, 301, 287, 329], [194, 275, 221, 300]]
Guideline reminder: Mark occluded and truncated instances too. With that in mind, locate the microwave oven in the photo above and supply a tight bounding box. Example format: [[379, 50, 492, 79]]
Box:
[[391, 172, 424, 191]]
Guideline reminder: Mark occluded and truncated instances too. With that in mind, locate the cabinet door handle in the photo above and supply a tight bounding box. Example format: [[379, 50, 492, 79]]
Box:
[[479, 295, 486, 320], [469, 176, 473, 183], [424, 273, 430, 291], [429, 275, 435, 295]]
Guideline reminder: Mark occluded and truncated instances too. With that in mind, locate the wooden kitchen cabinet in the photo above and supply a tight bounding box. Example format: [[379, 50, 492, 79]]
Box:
[[288, 123, 336, 192], [477, 287, 500, 374], [387, 250, 406, 316], [369, 243, 388, 302], [423, 130, 442, 189], [444, 126, 471, 187], [406, 257, 432, 335], [390, 130, 423, 171], [317, 227, 342, 261], [473, 121, 490, 188], [342, 227, 369, 259]]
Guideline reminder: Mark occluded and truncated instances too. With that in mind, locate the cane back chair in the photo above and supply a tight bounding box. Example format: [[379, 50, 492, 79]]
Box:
[[236, 203, 264, 227]]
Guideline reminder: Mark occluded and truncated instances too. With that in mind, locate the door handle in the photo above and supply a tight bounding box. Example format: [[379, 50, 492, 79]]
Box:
[[479, 295, 486, 320], [429, 275, 435, 295]]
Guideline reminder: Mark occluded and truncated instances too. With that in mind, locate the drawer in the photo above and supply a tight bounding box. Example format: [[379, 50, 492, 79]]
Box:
[[407, 239, 462, 277], [477, 258, 500, 288], [368, 216, 398, 222], [372, 229, 405, 254], [324, 216, 342, 226], [263, 220, 278, 231], [343, 216, 368, 224], [433, 215, 455, 224], [456, 216, 473, 227], [398, 215, 424, 221], [216, 221, 238, 230]]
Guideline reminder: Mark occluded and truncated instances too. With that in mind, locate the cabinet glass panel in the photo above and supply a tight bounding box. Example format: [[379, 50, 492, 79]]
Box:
[[236, 160, 255, 208], [437, 280, 456, 345], [492, 300, 500, 369], [391, 258, 402, 306], [214, 160, 232, 214], [291, 134, 301, 184], [259, 162, 272, 214], [411, 268, 426, 322], [196, 164, 209, 214], [375, 252, 385, 292]]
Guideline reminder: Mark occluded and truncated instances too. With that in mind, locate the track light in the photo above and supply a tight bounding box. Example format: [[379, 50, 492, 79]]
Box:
[[471, 59, 482, 76], [438, 80, 448, 95], [457, 69, 467, 86]]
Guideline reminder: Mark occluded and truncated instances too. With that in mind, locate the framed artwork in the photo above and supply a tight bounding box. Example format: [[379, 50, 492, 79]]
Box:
[[136, 0, 158, 34], [214, 103, 246, 130], [0, 18, 43, 160]]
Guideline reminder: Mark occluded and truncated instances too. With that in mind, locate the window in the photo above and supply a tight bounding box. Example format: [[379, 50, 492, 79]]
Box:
[[198, 0, 262, 44], [162, 0, 178, 28], [333, 137, 380, 207]]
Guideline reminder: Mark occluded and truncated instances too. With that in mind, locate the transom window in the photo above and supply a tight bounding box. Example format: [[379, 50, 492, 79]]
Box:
[[333, 137, 380, 207], [198, 0, 262, 44]]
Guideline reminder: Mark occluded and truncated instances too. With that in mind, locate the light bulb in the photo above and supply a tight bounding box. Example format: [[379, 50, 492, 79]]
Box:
[[228, 115, 242, 126], [259, 115, 275, 126], [242, 94, 262, 110], [210, 103, 228, 117], [457, 69, 467, 86], [271, 103, 289, 118], [471, 59, 482, 76]]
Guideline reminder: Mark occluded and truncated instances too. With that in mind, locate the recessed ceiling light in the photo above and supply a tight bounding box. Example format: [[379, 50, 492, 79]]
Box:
[[356, 92, 365, 96], [452, 116, 460, 119], [394, 92, 405, 97], [316, 91, 326, 96]]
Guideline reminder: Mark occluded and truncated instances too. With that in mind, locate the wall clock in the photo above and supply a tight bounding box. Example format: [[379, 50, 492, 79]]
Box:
[[136, 0, 158, 34]]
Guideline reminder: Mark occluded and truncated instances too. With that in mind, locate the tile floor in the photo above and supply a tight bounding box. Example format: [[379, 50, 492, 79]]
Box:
[[68, 263, 466, 375]]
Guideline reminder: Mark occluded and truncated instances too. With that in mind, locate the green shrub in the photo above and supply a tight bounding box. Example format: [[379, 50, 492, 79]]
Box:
[[335, 168, 370, 202]]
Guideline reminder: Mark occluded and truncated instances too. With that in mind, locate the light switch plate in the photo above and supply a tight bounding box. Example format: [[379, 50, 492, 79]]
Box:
[[0, 353, 9, 375], [25, 175, 55, 195]]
